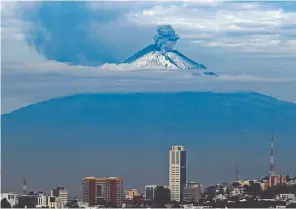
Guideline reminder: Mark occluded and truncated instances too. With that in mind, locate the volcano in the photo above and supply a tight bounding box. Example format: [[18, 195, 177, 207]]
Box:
[[123, 25, 217, 76]]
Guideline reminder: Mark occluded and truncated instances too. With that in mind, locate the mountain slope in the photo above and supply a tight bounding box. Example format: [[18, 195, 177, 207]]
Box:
[[122, 25, 214, 74], [123, 44, 207, 70], [2, 92, 296, 138], [2, 92, 296, 195]]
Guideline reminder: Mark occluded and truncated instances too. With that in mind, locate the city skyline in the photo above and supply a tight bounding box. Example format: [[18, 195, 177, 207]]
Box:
[[2, 141, 296, 208], [3, 137, 293, 197]]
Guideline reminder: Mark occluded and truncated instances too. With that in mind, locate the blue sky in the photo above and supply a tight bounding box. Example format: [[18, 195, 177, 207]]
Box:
[[1, 1, 296, 113]]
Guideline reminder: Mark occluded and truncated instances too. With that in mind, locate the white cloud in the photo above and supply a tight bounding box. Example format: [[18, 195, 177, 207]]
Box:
[[127, 2, 296, 56], [4, 58, 294, 85], [217, 74, 295, 82]]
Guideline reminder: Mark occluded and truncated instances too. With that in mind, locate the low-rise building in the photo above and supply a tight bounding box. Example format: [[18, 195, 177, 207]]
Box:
[[48, 196, 62, 208], [183, 182, 202, 202], [153, 186, 170, 206], [145, 185, 169, 201], [125, 189, 140, 200], [50, 187, 68, 207], [269, 175, 287, 187], [36, 193, 48, 208], [277, 193, 296, 201], [231, 187, 244, 197], [260, 180, 269, 191], [214, 194, 227, 201], [1, 193, 19, 207]]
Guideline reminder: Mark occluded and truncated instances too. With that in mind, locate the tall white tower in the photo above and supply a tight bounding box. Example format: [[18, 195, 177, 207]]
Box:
[[169, 145, 186, 202]]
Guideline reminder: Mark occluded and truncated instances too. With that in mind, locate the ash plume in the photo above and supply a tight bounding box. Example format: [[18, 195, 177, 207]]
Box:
[[154, 25, 180, 52]]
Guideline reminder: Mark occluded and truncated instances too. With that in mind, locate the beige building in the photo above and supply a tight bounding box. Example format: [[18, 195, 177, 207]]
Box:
[[47, 196, 62, 208], [169, 145, 186, 202], [125, 189, 140, 199]]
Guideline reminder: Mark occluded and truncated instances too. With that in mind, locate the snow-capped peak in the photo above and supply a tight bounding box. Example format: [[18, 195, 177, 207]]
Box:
[[122, 25, 217, 76]]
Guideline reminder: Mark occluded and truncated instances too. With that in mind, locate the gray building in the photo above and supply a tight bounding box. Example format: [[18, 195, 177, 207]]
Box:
[[183, 182, 202, 202], [145, 185, 156, 200], [145, 185, 169, 201]]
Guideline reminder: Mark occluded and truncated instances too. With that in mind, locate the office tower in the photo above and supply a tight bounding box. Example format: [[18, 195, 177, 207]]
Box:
[[82, 177, 105, 206], [183, 182, 202, 202], [169, 145, 186, 202], [82, 177, 123, 207], [105, 177, 124, 207]]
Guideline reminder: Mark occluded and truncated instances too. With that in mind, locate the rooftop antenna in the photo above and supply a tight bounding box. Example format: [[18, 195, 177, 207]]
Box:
[[269, 134, 275, 176], [23, 180, 28, 195], [236, 160, 239, 181]]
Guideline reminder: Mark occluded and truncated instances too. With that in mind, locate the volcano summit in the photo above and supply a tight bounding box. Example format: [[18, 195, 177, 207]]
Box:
[[123, 25, 216, 76]]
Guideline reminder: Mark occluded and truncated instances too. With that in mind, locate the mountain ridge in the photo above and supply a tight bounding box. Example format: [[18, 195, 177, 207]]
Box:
[[2, 91, 292, 116], [2, 92, 296, 136]]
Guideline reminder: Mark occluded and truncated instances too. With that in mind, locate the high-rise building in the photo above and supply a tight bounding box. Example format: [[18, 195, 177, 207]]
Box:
[[106, 177, 124, 207], [82, 177, 105, 206], [82, 177, 123, 207], [169, 145, 186, 202]]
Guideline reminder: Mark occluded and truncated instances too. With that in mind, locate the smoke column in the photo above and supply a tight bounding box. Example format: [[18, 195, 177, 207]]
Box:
[[154, 25, 180, 52]]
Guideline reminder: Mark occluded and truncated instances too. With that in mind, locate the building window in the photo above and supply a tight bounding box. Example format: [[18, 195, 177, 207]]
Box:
[[171, 152, 175, 164]]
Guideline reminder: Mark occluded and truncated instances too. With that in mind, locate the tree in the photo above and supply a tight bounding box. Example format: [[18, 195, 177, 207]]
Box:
[[14, 196, 36, 208], [1, 198, 11, 208], [232, 182, 240, 187], [105, 201, 117, 208], [66, 200, 79, 208], [287, 203, 296, 208], [261, 184, 296, 199], [225, 187, 232, 195], [245, 183, 262, 195]]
